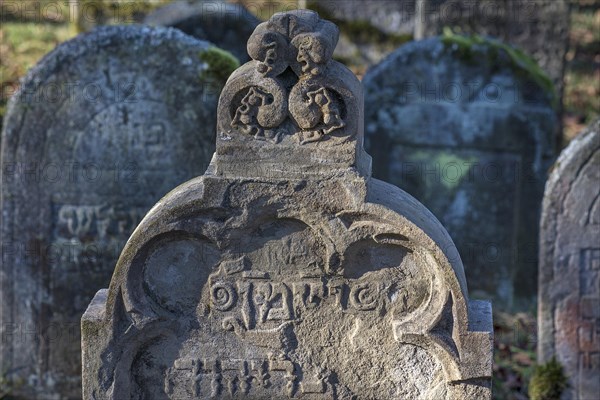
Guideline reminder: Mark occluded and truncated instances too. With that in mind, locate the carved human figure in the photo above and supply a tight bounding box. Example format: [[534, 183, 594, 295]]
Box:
[[247, 30, 289, 77], [292, 86, 345, 144], [220, 10, 354, 145], [231, 87, 273, 138]]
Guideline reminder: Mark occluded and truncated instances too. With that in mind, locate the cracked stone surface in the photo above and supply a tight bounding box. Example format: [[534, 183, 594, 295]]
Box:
[[82, 11, 493, 399]]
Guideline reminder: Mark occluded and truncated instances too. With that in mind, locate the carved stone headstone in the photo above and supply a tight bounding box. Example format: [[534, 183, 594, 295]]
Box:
[[0, 25, 219, 398], [82, 11, 493, 399], [144, 0, 260, 62], [363, 37, 557, 308], [538, 119, 600, 400]]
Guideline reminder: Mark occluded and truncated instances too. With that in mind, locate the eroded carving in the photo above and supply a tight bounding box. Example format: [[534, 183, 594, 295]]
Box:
[[219, 11, 356, 145]]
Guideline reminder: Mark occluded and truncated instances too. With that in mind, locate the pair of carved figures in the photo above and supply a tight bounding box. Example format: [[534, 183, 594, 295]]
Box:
[[223, 11, 351, 144]]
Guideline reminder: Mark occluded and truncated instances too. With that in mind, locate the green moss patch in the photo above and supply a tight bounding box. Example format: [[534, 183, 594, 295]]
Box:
[[528, 358, 569, 400], [199, 47, 240, 88]]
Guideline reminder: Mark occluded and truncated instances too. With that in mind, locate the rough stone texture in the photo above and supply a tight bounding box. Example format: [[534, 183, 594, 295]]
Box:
[[363, 37, 557, 308], [82, 11, 493, 399], [418, 0, 571, 114], [0, 25, 220, 399], [144, 0, 260, 62], [538, 119, 600, 400]]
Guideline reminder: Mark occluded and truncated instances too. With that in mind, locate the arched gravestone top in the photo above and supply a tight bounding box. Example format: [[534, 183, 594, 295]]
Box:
[[538, 119, 600, 400], [82, 11, 493, 399], [1, 25, 219, 399], [363, 37, 557, 308], [144, 0, 261, 62]]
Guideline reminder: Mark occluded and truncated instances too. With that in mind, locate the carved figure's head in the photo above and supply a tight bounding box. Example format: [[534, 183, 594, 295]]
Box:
[[292, 33, 331, 76], [247, 30, 289, 76]]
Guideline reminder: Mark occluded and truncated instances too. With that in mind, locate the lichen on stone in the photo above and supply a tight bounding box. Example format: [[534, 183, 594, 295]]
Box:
[[199, 47, 240, 87], [528, 358, 569, 400]]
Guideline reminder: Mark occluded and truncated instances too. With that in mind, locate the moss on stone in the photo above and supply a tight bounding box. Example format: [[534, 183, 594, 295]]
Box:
[[1, 369, 24, 398], [441, 27, 556, 106], [199, 47, 240, 88], [528, 358, 569, 400]]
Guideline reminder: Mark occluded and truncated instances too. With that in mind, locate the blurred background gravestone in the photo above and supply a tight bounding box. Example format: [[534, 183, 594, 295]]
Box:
[[306, 0, 415, 71], [538, 119, 600, 400], [416, 0, 571, 121], [0, 25, 229, 399], [363, 37, 558, 309], [307, 0, 570, 124], [144, 0, 260, 62], [75, 0, 172, 31]]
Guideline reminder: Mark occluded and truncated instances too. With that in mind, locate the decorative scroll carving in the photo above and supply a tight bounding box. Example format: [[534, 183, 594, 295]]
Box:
[[218, 10, 358, 145]]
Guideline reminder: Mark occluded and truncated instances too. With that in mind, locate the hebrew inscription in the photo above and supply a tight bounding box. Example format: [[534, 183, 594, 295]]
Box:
[[0, 25, 219, 399]]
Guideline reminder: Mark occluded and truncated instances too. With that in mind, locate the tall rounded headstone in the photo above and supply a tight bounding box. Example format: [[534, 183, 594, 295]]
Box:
[[82, 11, 493, 399], [144, 0, 260, 62], [538, 119, 600, 400], [0, 25, 220, 399], [363, 37, 557, 308]]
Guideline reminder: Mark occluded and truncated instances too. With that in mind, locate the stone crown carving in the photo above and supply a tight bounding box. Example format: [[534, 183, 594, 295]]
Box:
[[217, 10, 361, 146]]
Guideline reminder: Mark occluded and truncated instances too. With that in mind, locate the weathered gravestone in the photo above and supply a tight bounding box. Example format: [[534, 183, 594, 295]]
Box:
[[82, 10, 493, 399], [363, 37, 557, 308], [144, 0, 260, 62], [538, 119, 600, 400], [0, 25, 222, 399], [417, 0, 571, 112]]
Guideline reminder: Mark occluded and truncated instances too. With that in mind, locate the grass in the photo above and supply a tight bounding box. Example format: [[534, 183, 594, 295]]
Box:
[[0, 22, 76, 129], [562, 4, 600, 144], [236, 0, 299, 21]]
